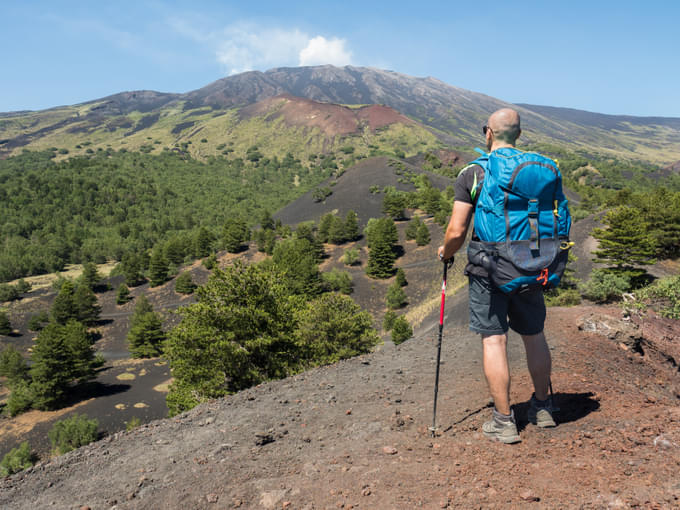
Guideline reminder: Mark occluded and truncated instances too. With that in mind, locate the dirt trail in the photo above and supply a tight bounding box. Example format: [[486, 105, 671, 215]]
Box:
[[1, 290, 679, 509]]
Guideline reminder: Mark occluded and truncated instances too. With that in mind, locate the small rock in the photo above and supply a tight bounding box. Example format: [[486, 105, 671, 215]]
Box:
[[520, 490, 539, 502], [255, 433, 275, 446], [206, 493, 218, 503], [361, 487, 371, 496], [382, 446, 398, 455], [487, 487, 497, 497], [126, 492, 136, 501], [439, 497, 449, 508], [80, 506, 91, 510], [282, 502, 292, 509], [346, 409, 352, 415], [653, 436, 674, 449]]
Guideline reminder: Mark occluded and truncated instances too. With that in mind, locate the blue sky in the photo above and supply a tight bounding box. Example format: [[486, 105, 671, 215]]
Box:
[[3, 1, 679, 117]]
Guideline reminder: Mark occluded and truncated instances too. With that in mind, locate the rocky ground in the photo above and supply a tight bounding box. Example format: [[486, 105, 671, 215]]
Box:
[[1, 289, 678, 509]]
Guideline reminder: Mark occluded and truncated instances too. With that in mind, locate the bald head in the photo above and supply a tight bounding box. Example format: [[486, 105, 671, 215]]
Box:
[[487, 108, 521, 146]]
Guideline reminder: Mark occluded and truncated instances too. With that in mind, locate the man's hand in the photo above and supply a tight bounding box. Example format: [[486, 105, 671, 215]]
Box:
[[437, 246, 453, 265]]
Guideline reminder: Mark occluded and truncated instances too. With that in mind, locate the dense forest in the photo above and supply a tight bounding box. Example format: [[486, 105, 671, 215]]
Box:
[[0, 149, 334, 282]]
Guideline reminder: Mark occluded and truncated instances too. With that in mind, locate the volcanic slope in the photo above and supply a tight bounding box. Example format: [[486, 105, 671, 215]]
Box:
[[275, 155, 457, 228], [3, 65, 680, 164], [1, 290, 679, 508]]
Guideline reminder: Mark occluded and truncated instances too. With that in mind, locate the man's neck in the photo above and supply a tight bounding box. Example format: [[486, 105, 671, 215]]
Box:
[[490, 142, 516, 151]]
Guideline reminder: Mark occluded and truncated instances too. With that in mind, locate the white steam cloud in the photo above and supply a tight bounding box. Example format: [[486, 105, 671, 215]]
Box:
[[298, 36, 352, 67], [169, 19, 352, 75]]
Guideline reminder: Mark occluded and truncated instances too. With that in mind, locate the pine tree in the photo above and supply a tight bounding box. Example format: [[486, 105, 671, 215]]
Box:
[[386, 281, 408, 309], [364, 217, 398, 279], [30, 321, 96, 410], [116, 284, 131, 305], [344, 210, 359, 241], [295, 223, 324, 262], [416, 222, 431, 246], [593, 206, 657, 268], [194, 227, 215, 258], [0, 346, 28, 384], [317, 213, 334, 243], [395, 268, 407, 287], [175, 271, 196, 294], [73, 284, 101, 325], [420, 186, 442, 216], [0, 310, 11, 335], [272, 238, 322, 296], [366, 240, 396, 278], [51, 281, 77, 325], [164, 262, 300, 415], [127, 296, 165, 358], [80, 262, 102, 291], [148, 249, 168, 287], [259, 209, 275, 231], [223, 217, 250, 253], [405, 216, 421, 241], [328, 216, 347, 244], [391, 316, 413, 344], [382, 192, 406, 219], [121, 253, 146, 287]]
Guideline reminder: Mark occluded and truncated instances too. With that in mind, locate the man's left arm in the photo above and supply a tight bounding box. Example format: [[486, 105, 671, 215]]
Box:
[[438, 200, 474, 261]]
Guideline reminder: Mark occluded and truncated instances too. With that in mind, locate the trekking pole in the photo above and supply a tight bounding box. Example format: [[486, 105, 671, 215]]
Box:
[[430, 256, 453, 437]]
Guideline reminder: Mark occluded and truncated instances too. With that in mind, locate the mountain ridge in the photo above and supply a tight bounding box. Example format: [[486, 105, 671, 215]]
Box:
[[2, 65, 680, 164]]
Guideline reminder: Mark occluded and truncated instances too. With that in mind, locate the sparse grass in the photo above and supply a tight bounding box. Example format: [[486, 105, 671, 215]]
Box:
[[6, 261, 117, 291]]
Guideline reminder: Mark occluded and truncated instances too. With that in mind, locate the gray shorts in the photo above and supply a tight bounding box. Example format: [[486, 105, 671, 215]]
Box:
[[468, 274, 546, 336]]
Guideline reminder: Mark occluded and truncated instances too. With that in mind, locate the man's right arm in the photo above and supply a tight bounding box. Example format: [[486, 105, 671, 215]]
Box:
[[438, 200, 473, 260]]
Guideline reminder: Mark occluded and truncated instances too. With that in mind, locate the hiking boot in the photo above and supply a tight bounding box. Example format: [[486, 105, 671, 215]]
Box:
[[528, 393, 556, 428], [482, 409, 521, 444]]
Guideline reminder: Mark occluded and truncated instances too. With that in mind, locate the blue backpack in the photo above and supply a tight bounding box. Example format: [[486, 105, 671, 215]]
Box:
[[467, 147, 572, 294]]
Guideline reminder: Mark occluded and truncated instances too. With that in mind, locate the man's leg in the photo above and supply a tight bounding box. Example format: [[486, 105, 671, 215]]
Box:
[[521, 331, 551, 401], [481, 332, 520, 443], [482, 333, 510, 415], [522, 331, 556, 427]]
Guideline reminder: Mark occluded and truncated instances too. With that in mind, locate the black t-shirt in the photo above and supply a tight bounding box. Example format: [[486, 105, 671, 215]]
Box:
[[454, 163, 487, 277]]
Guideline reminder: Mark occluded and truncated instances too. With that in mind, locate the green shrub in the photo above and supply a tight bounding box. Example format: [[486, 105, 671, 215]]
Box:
[[321, 269, 353, 294], [386, 281, 407, 309], [5, 380, 34, 416], [295, 293, 380, 365], [0, 442, 35, 476], [48, 414, 98, 455], [633, 275, 680, 318], [27, 311, 49, 331], [14, 279, 31, 294], [382, 310, 397, 331], [391, 316, 413, 344], [342, 248, 360, 266], [0, 284, 19, 303], [0, 346, 28, 384], [579, 269, 632, 303], [545, 288, 581, 307], [202, 254, 217, 270], [125, 416, 142, 431]]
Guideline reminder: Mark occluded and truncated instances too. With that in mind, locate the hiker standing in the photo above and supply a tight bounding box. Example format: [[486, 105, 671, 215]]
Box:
[[438, 108, 570, 443]]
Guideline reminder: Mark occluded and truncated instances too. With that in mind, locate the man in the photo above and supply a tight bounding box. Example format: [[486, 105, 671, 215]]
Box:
[[437, 108, 555, 444]]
